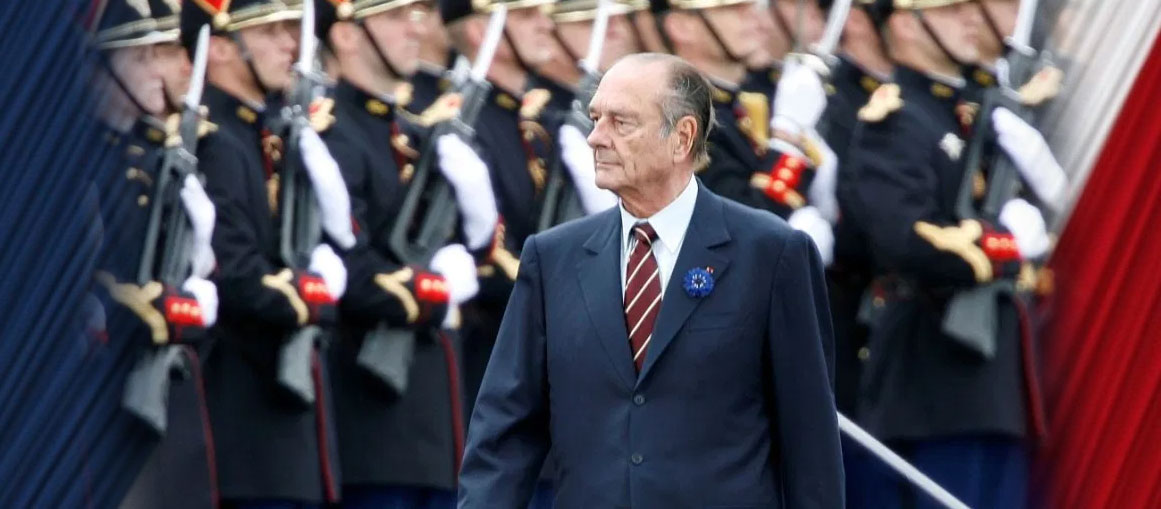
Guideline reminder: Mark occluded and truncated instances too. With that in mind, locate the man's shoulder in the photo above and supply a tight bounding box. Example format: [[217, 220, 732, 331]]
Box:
[[527, 207, 619, 257], [717, 193, 796, 242]]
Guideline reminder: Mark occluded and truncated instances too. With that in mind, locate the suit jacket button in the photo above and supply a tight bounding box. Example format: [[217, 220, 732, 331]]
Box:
[[633, 394, 645, 406], [631, 453, 643, 465]]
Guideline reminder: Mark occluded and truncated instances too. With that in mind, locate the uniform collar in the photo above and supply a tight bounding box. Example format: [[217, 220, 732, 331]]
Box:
[[966, 63, 998, 90], [619, 174, 698, 259], [894, 65, 965, 107], [131, 116, 167, 146], [335, 79, 396, 120], [489, 86, 522, 114], [834, 55, 889, 96], [203, 85, 264, 132], [709, 78, 740, 106]]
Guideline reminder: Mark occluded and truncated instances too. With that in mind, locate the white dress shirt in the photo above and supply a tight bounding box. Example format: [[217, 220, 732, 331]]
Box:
[[619, 175, 698, 295]]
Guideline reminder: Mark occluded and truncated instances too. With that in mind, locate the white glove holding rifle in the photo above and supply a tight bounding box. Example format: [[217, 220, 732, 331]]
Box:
[[436, 134, 500, 250], [992, 107, 1069, 213], [299, 127, 357, 250], [180, 174, 216, 278]]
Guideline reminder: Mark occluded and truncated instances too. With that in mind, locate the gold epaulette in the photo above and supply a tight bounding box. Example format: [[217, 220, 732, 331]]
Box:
[[736, 91, 770, 151], [409, 92, 463, 127], [164, 110, 218, 148], [520, 88, 551, 120], [913, 219, 992, 283], [310, 97, 336, 133], [1018, 66, 1064, 107], [858, 83, 903, 123]]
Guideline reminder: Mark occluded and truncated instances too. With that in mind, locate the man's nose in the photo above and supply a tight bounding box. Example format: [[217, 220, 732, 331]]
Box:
[[587, 119, 607, 149]]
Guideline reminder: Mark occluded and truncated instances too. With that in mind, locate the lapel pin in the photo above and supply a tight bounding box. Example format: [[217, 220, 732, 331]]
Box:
[[683, 267, 715, 298]]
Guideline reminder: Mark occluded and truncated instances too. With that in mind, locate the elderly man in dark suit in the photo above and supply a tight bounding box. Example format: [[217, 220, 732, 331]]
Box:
[[458, 52, 843, 509]]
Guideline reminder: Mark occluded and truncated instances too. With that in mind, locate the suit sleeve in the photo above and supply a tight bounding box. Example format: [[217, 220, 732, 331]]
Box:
[[198, 136, 301, 329], [458, 235, 549, 508], [768, 230, 844, 508], [849, 117, 1017, 288]]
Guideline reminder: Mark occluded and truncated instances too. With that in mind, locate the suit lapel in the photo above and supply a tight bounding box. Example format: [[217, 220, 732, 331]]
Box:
[[637, 184, 732, 384], [577, 209, 636, 389]]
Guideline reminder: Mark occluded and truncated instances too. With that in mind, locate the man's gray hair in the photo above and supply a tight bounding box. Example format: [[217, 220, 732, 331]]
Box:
[[621, 53, 716, 169]]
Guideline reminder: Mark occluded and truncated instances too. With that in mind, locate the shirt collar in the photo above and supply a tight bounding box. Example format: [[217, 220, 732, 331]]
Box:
[[619, 175, 698, 256]]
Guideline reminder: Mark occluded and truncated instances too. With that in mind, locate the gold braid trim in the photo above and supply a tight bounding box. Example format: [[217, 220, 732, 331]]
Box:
[[97, 272, 168, 344], [374, 267, 420, 324], [262, 269, 309, 325], [913, 220, 993, 283]]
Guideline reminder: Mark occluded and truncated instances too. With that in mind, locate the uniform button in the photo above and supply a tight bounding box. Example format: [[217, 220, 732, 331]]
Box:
[[633, 394, 645, 406], [137, 195, 149, 207], [858, 347, 871, 361], [630, 454, 643, 465]]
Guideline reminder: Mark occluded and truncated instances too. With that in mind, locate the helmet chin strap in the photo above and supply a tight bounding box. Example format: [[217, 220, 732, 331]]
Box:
[[360, 21, 408, 81], [550, 27, 581, 64], [972, 0, 1005, 55], [912, 9, 967, 70], [694, 10, 746, 65], [229, 31, 273, 99], [99, 51, 152, 118], [502, 26, 536, 82]]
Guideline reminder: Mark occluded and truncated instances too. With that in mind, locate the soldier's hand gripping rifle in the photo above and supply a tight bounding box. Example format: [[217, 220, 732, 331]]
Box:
[[942, 0, 1050, 359], [122, 25, 211, 435], [388, 5, 509, 266], [536, 0, 612, 232], [275, 0, 332, 406]]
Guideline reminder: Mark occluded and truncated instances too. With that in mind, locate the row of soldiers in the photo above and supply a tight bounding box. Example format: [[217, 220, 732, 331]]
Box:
[[87, 0, 1068, 506]]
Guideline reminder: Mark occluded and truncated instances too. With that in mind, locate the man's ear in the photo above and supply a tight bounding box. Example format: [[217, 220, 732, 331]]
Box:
[[673, 115, 698, 163], [207, 35, 236, 66], [329, 21, 360, 56], [663, 12, 697, 48]]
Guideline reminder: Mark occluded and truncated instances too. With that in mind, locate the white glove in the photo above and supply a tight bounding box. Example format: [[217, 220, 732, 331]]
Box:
[[430, 243, 480, 330], [308, 244, 348, 300], [999, 198, 1050, 260], [788, 206, 834, 266], [772, 60, 828, 137], [436, 134, 499, 250], [803, 130, 839, 224], [558, 125, 617, 215], [992, 107, 1069, 213], [180, 175, 216, 278], [299, 128, 356, 250], [181, 276, 219, 327]]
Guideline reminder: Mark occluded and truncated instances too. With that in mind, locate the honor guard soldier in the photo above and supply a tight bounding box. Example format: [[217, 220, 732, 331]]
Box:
[[744, 0, 825, 99], [845, 1, 1051, 507], [409, 0, 460, 113], [89, 1, 221, 507], [180, 0, 355, 506], [650, 0, 839, 267], [312, 0, 486, 506], [437, 0, 556, 419]]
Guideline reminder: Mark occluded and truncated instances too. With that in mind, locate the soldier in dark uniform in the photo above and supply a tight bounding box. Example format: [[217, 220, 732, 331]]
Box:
[[312, 0, 487, 506], [744, 0, 825, 99], [651, 0, 839, 280], [180, 1, 356, 507], [845, 1, 1051, 507], [437, 0, 556, 420], [88, 3, 221, 507], [409, 0, 461, 113]]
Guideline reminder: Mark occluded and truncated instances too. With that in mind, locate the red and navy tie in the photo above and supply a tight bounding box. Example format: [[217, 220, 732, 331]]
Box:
[[624, 222, 662, 372]]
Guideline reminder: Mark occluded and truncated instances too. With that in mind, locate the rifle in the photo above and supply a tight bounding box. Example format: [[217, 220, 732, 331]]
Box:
[[121, 24, 211, 435], [388, 5, 508, 266], [536, 0, 611, 232], [274, 0, 330, 406], [357, 6, 509, 396], [942, 0, 1047, 359]]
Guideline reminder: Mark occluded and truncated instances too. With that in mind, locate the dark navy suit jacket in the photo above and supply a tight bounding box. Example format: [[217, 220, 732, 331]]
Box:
[[458, 181, 844, 508]]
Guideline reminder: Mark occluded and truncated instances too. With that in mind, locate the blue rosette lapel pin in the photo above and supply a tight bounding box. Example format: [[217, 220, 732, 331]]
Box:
[[682, 267, 715, 298]]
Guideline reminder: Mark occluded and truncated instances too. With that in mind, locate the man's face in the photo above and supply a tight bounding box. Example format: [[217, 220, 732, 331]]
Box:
[[700, 2, 762, 61], [363, 5, 427, 76], [237, 20, 297, 91], [502, 5, 554, 66], [977, 0, 1018, 58], [773, 0, 825, 47], [413, 2, 450, 58], [155, 42, 191, 110], [587, 61, 677, 194], [109, 44, 165, 115], [555, 14, 638, 71]]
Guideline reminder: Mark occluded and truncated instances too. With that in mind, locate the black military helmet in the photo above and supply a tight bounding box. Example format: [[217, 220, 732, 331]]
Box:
[[551, 0, 644, 23], [180, 0, 303, 53], [314, 0, 426, 42], [439, 0, 556, 26], [149, 0, 181, 40], [92, 0, 178, 49]]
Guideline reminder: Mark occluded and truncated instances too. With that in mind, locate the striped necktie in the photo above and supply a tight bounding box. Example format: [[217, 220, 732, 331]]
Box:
[[624, 222, 662, 372]]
